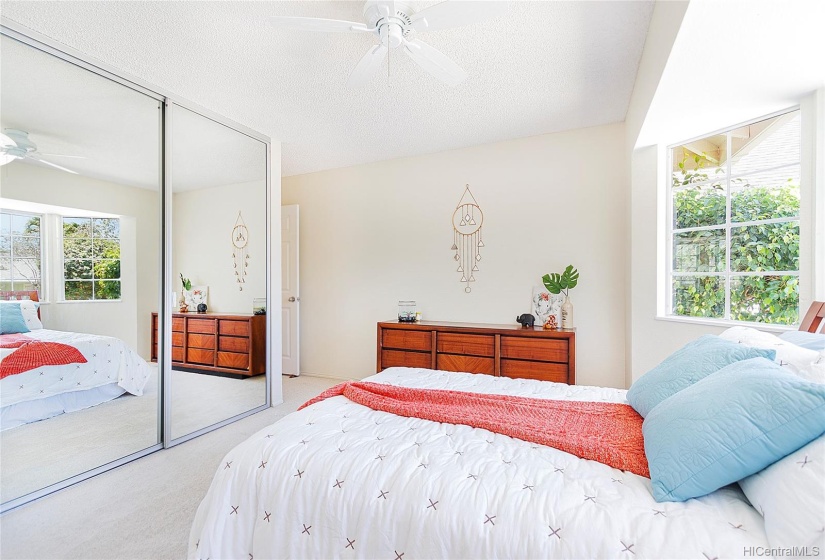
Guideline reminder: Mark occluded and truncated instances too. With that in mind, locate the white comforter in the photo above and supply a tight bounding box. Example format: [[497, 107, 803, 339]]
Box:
[[0, 329, 151, 407], [189, 368, 768, 559]]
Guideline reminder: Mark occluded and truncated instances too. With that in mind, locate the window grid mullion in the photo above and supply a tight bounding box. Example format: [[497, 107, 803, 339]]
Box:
[[724, 131, 732, 321], [671, 161, 801, 193]]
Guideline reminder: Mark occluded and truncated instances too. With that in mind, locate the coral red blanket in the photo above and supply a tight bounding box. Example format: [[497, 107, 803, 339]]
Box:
[[0, 334, 88, 379], [301, 381, 650, 478]]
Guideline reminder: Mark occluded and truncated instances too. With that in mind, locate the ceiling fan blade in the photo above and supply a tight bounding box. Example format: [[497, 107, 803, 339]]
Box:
[[40, 153, 86, 159], [403, 38, 467, 86], [376, 0, 396, 19], [0, 132, 15, 149], [347, 44, 389, 88], [410, 1, 509, 32], [267, 16, 371, 34], [26, 154, 78, 174]]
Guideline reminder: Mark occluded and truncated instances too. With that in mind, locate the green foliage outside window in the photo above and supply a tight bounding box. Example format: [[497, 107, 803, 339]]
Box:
[[671, 154, 799, 325], [63, 217, 121, 300]]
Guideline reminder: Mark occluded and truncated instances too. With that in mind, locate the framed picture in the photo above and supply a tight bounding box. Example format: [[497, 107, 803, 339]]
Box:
[[531, 286, 563, 328], [184, 286, 208, 309]]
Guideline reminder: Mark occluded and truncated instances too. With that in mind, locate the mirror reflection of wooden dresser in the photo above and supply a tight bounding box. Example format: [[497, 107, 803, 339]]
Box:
[[377, 321, 576, 384], [152, 313, 266, 376]]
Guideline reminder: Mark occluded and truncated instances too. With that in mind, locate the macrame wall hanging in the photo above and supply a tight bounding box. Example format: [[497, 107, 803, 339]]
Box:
[[232, 212, 249, 291], [451, 184, 484, 293]]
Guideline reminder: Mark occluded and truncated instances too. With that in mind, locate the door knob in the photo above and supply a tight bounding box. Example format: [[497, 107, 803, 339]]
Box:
[[288, 296, 297, 302]]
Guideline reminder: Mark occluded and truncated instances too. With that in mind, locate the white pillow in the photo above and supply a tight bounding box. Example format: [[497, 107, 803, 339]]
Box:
[[720, 327, 821, 381], [0, 300, 43, 331], [739, 434, 825, 551]]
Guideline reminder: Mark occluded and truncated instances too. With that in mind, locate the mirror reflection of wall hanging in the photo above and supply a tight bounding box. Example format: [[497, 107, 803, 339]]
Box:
[[451, 184, 484, 293], [232, 212, 249, 291]]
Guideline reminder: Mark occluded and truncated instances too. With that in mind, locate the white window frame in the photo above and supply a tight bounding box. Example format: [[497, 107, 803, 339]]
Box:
[[0, 209, 45, 300], [59, 216, 122, 302], [665, 107, 802, 326]]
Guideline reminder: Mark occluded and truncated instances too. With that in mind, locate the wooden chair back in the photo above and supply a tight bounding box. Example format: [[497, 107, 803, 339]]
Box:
[[799, 301, 825, 334]]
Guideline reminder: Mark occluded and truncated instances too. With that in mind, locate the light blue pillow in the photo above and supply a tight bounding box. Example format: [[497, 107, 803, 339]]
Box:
[[0, 303, 31, 334], [644, 357, 825, 502], [627, 335, 776, 418], [779, 331, 825, 351]]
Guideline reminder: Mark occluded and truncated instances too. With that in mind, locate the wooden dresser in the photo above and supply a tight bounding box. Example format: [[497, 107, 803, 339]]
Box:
[[152, 313, 265, 377], [377, 321, 575, 384]]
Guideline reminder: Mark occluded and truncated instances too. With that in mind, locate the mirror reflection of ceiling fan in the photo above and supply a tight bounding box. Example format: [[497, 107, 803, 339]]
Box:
[[0, 129, 83, 174], [268, 0, 508, 87]]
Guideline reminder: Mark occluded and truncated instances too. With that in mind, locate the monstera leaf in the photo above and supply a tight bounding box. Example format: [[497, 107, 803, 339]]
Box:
[[542, 265, 579, 295]]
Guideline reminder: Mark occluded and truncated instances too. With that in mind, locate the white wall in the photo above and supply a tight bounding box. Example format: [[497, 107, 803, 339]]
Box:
[[283, 123, 628, 388], [172, 180, 266, 314], [0, 162, 159, 359]]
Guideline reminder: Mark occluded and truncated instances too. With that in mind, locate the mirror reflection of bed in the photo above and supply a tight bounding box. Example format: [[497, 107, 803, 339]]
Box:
[[167, 104, 268, 441], [0, 34, 162, 504]]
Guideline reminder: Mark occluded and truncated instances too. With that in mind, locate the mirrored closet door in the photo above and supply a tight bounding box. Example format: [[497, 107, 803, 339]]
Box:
[[0, 34, 162, 506], [165, 103, 269, 442]]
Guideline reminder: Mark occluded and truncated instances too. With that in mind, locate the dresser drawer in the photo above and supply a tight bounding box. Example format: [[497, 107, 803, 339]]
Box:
[[188, 318, 216, 334], [219, 336, 248, 353], [382, 329, 431, 351], [171, 317, 184, 332], [380, 349, 431, 369], [188, 333, 215, 350], [436, 333, 494, 357], [217, 351, 249, 370], [172, 332, 184, 347], [500, 359, 568, 383], [171, 346, 184, 362], [219, 320, 249, 336], [500, 337, 568, 363], [437, 353, 494, 375], [187, 348, 214, 365]]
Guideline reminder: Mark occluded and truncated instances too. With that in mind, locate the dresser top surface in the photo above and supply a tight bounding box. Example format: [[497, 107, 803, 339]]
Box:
[[379, 320, 575, 335], [153, 312, 262, 318]]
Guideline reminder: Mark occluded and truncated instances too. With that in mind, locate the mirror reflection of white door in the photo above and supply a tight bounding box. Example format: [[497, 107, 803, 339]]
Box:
[[281, 205, 300, 376]]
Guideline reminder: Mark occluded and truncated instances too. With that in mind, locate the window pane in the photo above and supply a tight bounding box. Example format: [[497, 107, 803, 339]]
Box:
[[64, 280, 93, 300], [63, 218, 92, 237], [730, 275, 798, 325], [671, 138, 727, 187], [730, 166, 800, 223], [10, 280, 40, 293], [64, 238, 93, 259], [92, 238, 120, 259], [0, 257, 10, 280], [0, 237, 10, 258], [730, 113, 800, 177], [672, 181, 727, 229], [95, 280, 121, 300], [12, 258, 40, 280], [731, 222, 799, 272], [64, 259, 93, 280], [673, 230, 726, 272], [12, 235, 40, 256], [672, 276, 725, 318], [0, 214, 10, 234], [10, 214, 38, 235], [93, 218, 120, 239], [94, 259, 120, 279]]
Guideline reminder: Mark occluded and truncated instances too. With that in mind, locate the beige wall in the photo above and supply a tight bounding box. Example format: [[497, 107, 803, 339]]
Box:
[[283, 123, 629, 388], [0, 162, 159, 359], [172, 180, 267, 315]]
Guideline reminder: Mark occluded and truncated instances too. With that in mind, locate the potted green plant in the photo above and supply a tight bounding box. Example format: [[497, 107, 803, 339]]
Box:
[[179, 274, 192, 312], [542, 265, 579, 329]]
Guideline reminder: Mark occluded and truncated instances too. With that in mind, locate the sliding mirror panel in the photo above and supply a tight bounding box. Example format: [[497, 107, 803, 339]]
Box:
[[166, 104, 268, 441], [0, 35, 162, 505]]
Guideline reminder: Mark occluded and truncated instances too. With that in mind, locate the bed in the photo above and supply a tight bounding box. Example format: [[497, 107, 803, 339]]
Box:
[[189, 304, 825, 559], [0, 291, 153, 430]]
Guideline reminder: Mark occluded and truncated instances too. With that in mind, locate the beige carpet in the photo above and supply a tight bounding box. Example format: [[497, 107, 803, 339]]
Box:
[[0, 374, 338, 560], [1, 366, 268, 503]]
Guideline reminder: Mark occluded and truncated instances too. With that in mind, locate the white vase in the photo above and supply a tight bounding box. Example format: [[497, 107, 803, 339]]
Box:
[[561, 295, 574, 329]]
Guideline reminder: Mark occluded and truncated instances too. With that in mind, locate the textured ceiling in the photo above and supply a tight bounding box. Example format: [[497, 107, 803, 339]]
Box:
[[1, 1, 654, 177]]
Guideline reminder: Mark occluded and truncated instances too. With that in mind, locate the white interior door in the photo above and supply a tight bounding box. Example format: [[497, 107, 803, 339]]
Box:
[[281, 205, 300, 376]]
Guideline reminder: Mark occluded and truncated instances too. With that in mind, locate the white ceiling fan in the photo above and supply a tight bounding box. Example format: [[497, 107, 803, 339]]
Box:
[[268, 1, 508, 87], [0, 129, 82, 174]]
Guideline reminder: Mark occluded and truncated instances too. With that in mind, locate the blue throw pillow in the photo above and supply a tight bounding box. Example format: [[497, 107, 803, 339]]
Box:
[[643, 357, 825, 502], [627, 335, 776, 417], [779, 331, 825, 351], [0, 303, 31, 334]]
